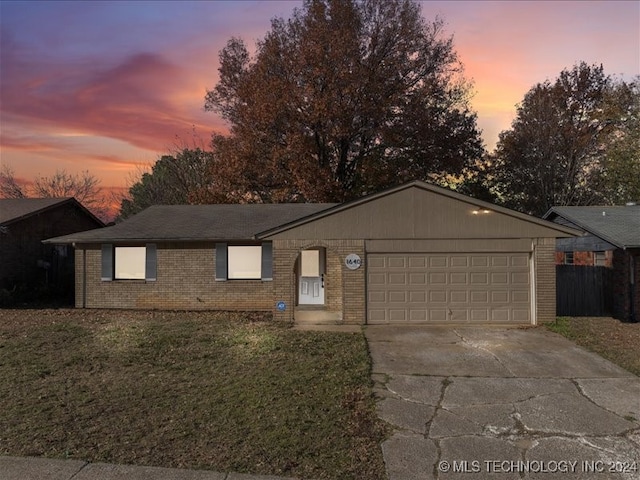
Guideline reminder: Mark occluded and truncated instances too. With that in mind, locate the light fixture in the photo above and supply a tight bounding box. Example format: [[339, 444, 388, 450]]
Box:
[[472, 208, 491, 215]]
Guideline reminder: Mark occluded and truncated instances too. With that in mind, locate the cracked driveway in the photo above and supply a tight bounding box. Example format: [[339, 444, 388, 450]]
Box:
[[365, 326, 640, 479]]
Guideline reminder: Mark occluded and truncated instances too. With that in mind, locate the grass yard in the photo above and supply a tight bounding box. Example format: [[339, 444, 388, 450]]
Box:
[[0, 309, 388, 479], [546, 316, 640, 376]]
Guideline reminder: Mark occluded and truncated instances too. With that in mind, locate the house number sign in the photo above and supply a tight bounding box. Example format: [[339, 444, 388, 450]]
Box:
[[345, 254, 362, 270]]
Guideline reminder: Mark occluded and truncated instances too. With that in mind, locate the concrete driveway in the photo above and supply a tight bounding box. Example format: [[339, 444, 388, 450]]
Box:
[[365, 326, 640, 479]]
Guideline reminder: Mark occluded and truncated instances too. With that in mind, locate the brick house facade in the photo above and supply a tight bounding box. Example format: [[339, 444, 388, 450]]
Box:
[[47, 182, 577, 325], [545, 205, 640, 322]]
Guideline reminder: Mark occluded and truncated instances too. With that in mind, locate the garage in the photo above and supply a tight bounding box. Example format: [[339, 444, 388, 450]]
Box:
[[258, 180, 578, 326], [367, 252, 531, 324]]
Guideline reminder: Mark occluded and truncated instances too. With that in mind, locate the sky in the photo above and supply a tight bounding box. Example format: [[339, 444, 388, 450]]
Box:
[[1, 0, 639, 197]]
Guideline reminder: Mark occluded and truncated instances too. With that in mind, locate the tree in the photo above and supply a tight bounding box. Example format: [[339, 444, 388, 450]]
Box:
[[204, 0, 484, 203], [599, 78, 640, 204], [0, 164, 26, 199], [490, 63, 636, 216], [118, 148, 215, 219], [1, 165, 109, 220]]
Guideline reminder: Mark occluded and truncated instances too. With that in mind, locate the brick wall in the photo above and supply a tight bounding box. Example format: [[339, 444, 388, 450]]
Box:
[[272, 239, 365, 324], [77, 243, 273, 310], [77, 237, 560, 326], [535, 239, 556, 324], [554, 250, 613, 267]]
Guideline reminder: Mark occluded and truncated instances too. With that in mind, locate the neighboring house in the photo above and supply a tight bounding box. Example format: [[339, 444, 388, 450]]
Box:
[[45, 181, 577, 325], [0, 198, 105, 299], [544, 205, 640, 322]]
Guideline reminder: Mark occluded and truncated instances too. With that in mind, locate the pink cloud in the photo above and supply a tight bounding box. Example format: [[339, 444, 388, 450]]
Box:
[[3, 50, 220, 149]]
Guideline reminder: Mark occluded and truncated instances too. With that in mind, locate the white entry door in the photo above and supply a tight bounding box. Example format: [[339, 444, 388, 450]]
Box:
[[298, 249, 324, 305]]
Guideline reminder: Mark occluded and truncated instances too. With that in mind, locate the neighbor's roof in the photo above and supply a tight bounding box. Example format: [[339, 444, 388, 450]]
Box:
[[0, 197, 103, 227], [544, 205, 640, 249], [44, 203, 337, 244]]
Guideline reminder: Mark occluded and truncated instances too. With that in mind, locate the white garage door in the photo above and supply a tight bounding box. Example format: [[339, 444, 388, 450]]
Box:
[[367, 253, 531, 324]]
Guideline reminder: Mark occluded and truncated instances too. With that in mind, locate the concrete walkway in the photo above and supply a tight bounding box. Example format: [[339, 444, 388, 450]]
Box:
[[366, 325, 640, 480], [0, 456, 299, 480]]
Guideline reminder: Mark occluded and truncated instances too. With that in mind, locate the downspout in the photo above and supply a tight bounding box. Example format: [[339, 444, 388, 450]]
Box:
[[82, 247, 87, 309], [630, 253, 636, 323]]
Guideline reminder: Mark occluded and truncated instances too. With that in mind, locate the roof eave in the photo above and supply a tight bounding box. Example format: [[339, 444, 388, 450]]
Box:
[[44, 236, 261, 245]]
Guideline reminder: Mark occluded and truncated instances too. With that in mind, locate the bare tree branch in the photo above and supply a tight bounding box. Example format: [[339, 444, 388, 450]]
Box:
[[0, 164, 27, 199]]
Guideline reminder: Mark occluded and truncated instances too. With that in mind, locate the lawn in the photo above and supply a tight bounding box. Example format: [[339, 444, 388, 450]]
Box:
[[0, 309, 388, 479], [546, 316, 640, 376]]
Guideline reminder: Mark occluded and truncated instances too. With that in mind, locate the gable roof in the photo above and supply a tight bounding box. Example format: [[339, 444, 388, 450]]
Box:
[[0, 197, 104, 227], [44, 203, 337, 244], [257, 180, 580, 239], [544, 205, 640, 249]]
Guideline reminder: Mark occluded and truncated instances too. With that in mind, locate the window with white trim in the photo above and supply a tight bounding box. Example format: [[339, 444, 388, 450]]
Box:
[[564, 252, 574, 265]]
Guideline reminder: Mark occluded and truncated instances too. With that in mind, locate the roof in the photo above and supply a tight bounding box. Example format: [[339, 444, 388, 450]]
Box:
[[544, 205, 640, 249], [257, 180, 580, 239], [44, 203, 337, 244], [0, 197, 104, 227]]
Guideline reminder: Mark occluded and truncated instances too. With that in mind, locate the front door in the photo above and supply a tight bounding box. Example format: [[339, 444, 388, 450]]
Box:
[[298, 249, 324, 305]]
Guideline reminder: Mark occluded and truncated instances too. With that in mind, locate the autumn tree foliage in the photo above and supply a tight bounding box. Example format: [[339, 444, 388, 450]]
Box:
[[488, 63, 639, 216], [204, 0, 484, 203]]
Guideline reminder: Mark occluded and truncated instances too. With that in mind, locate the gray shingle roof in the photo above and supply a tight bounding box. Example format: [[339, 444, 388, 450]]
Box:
[[545, 205, 640, 249], [0, 198, 74, 225], [44, 203, 337, 244]]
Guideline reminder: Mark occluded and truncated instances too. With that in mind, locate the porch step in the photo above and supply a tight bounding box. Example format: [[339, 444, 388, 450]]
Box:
[[294, 309, 343, 324]]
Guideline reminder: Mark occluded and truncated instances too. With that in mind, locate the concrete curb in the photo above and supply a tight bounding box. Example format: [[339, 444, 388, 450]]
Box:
[[0, 456, 299, 480]]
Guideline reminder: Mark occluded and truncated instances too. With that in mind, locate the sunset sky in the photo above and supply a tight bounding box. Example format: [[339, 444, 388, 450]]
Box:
[[1, 0, 638, 196]]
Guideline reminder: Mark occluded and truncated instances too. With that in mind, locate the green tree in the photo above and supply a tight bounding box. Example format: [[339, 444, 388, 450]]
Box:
[[204, 0, 483, 203], [600, 78, 640, 204], [118, 148, 214, 219], [490, 63, 636, 216]]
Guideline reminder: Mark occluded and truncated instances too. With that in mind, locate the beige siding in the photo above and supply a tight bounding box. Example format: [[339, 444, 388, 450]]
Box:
[[266, 187, 572, 241], [366, 239, 533, 253]]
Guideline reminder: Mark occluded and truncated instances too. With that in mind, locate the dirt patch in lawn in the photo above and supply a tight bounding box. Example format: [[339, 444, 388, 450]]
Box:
[[0, 309, 388, 479], [546, 317, 640, 376]]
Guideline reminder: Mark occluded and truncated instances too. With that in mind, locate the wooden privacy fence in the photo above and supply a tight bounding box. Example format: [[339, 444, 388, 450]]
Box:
[[556, 265, 613, 316]]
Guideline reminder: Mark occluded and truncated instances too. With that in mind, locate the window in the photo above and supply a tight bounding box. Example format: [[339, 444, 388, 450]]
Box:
[[594, 251, 606, 267], [215, 243, 272, 281], [301, 249, 320, 277], [101, 244, 156, 281], [115, 247, 146, 279], [564, 252, 574, 265], [228, 246, 262, 279]]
